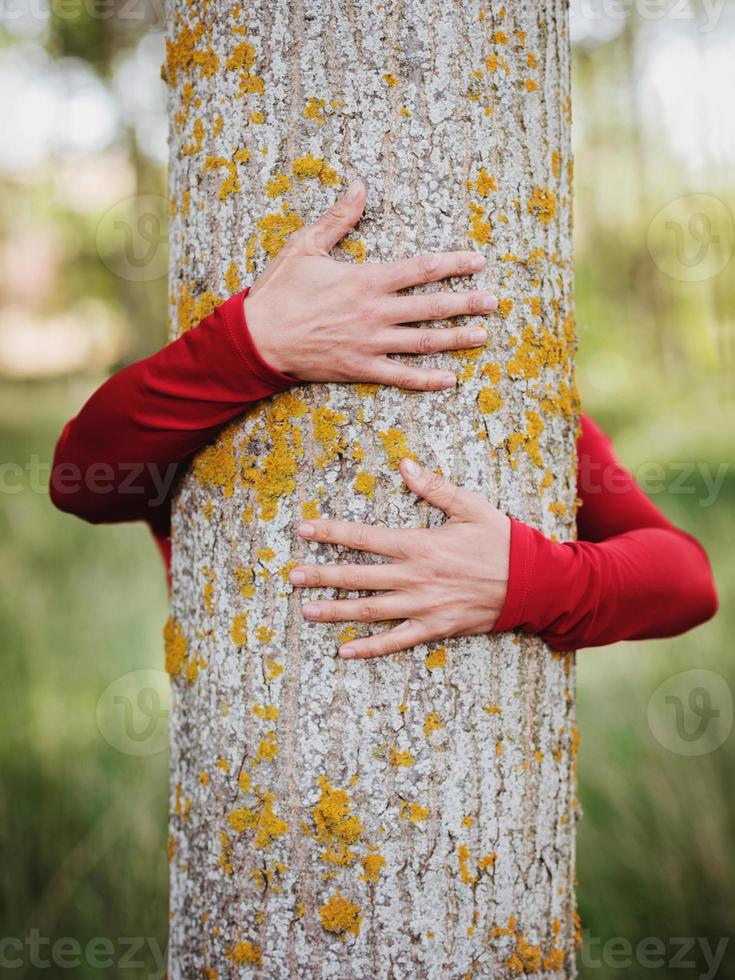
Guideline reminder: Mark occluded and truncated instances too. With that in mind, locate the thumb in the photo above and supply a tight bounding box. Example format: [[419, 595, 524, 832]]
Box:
[[305, 179, 367, 254], [399, 457, 480, 519]]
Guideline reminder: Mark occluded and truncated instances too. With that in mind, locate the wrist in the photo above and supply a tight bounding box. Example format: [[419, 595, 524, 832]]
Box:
[[243, 292, 294, 377]]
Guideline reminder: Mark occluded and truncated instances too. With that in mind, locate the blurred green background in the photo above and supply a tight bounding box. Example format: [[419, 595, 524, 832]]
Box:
[[0, 3, 733, 978]]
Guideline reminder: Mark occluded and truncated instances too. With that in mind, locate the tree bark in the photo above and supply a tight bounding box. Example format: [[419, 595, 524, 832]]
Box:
[[164, 1, 579, 976]]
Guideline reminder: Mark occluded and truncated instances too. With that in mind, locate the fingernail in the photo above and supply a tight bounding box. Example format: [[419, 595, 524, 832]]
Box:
[[289, 569, 306, 585], [346, 179, 363, 200], [441, 373, 457, 386], [480, 294, 498, 311], [468, 328, 487, 343], [297, 522, 315, 537], [469, 253, 485, 271], [302, 602, 319, 617], [402, 458, 421, 477], [340, 646, 357, 658]]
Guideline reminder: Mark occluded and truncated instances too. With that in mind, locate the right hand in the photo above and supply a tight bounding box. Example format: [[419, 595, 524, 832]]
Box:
[[244, 179, 498, 390]]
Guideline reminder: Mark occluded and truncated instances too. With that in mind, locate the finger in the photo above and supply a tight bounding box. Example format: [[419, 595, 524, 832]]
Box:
[[301, 593, 409, 624], [303, 179, 367, 253], [399, 457, 483, 519], [365, 356, 457, 391], [289, 562, 408, 591], [375, 325, 487, 356], [387, 290, 498, 324], [379, 251, 486, 291], [338, 619, 428, 660], [296, 518, 407, 558]]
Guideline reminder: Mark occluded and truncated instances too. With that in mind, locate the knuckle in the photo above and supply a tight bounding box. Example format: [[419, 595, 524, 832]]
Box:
[[418, 254, 441, 281], [353, 526, 370, 549], [357, 302, 380, 324], [361, 270, 382, 293], [416, 330, 437, 354], [426, 472, 446, 496], [308, 568, 324, 587], [361, 602, 379, 620], [395, 371, 419, 390], [468, 292, 487, 315], [326, 202, 348, 226], [456, 254, 476, 276], [428, 295, 451, 319]]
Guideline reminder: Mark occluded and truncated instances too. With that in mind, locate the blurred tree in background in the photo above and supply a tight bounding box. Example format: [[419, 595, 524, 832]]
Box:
[[0, 2, 733, 978]]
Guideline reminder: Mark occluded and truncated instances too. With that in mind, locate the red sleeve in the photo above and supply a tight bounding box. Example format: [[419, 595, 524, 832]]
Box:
[[49, 288, 298, 539], [492, 414, 718, 651]]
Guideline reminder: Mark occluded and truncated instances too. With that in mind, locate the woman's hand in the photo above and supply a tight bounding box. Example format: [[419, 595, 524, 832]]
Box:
[[288, 457, 510, 659], [245, 180, 498, 391]]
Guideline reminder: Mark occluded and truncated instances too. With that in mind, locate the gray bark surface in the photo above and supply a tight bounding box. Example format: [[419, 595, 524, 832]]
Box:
[[165, 1, 579, 976]]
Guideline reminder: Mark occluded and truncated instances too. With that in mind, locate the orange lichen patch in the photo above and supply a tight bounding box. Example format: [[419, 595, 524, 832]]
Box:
[[458, 844, 478, 885], [257, 204, 304, 257], [319, 891, 362, 937], [507, 936, 543, 973], [493, 29, 509, 43], [166, 834, 175, 862], [194, 422, 238, 496], [227, 940, 262, 966], [355, 383, 380, 400], [227, 791, 287, 848], [265, 172, 291, 198], [479, 852, 496, 870], [255, 625, 276, 644], [378, 428, 416, 469], [423, 712, 444, 737], [425, 645, 446, 670], [253, 704, 279, 721], [340, 238, 367, 263], [544, 948, 565, 970], [250, 110, 265, 124], [204, 150, 251, 201], [165, 20, 205, 87], [309, 776, 363, 867], [225, 262, 241, 294], [292, 155, 340, 186], [524, 78, 538, 92], [527, 186, 557, 224], [234, 565, 255, 598], [182, 117, 205, 157], [478, 387, 503, 414], [507, 410, 545, 467], [506, 324, 567, 381], [468, 202, 491, 246], [199, 771, 210, 786], [469, 168, 497, 197], [304, 96, 327, 124], [360, 853, 385, 883], [311, 406, 347, 465], [302, 499, 320, 519], [383, 73, 398, 86], [163, 616, 188, 677], [551, 150, 561, 179], [255, 731, 278, 763], [548, 501, 568, 517], [265, 658, 284, 680], [176, 283, 222, 334], [354, 470, 376, 498], [399, 106, 411, 117], [400, 801, 429, 823], [241, 391, 308, 519], [389, 746, 415, 768], [238, 770, 252, 793], [339, 626, 359, 645], [483, 703, 502, 715]]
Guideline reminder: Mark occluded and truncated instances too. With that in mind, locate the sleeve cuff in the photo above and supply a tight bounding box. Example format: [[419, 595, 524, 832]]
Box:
[[492, 516, 535, 633], [220, 287, 300, 392]]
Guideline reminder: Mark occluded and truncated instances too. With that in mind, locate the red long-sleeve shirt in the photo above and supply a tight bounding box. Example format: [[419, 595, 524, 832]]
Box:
[[49, 289, 718, 651]]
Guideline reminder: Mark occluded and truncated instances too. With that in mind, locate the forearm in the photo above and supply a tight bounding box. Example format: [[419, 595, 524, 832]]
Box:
[[50, 289, 297, 526], [494, 519, 718, 652]]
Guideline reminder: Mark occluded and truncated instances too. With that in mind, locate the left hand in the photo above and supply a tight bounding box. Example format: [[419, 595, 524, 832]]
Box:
[[289, 458, 510, 660]]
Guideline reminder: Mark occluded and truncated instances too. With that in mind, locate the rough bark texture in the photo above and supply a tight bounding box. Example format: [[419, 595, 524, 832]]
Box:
[[164, 1, 579, 977]]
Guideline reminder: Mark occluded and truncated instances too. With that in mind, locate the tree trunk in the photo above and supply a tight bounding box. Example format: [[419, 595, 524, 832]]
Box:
[[164, 1, 579, 976]]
